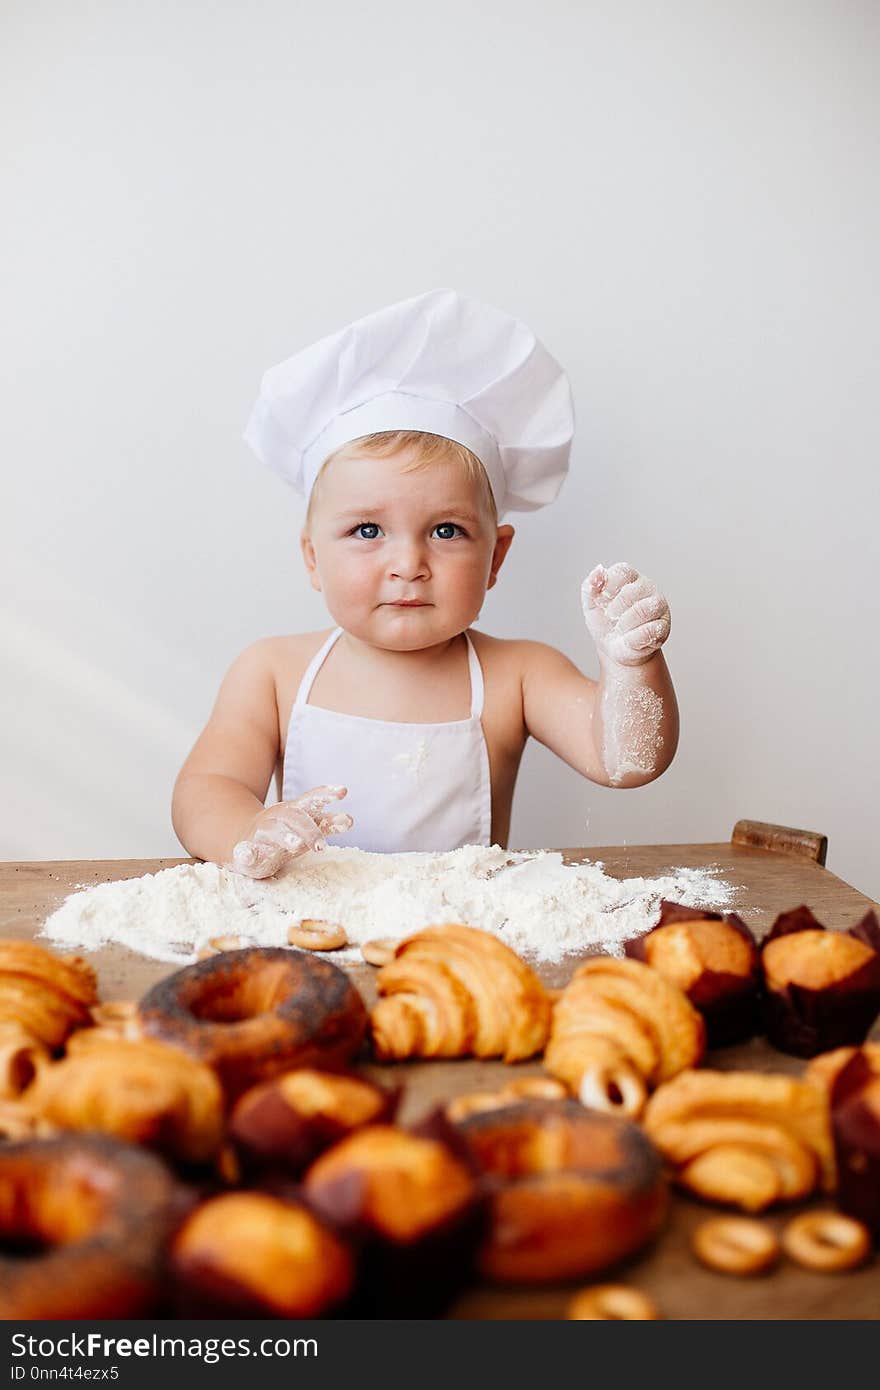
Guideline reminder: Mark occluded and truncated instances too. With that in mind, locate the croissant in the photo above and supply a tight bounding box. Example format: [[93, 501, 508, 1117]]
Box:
[[0, 942, 97, 1048], [544, 957, 705, 1116], [371, 924, 551, 1063], [642, 1068, 834, 1211], [24, 1034, 225, 1164]]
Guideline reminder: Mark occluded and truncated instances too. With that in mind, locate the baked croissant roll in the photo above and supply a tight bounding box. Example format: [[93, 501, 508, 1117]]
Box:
[[643, 1068, 834, 1210], [544, 957, 705, 1116], [24, 1035, 225, 1164], [371, 924, 551, 1063], [0, 942, 97, 1049]]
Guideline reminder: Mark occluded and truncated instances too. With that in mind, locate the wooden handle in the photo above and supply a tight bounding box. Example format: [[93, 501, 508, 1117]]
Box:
[[731, 819, 828, 866]]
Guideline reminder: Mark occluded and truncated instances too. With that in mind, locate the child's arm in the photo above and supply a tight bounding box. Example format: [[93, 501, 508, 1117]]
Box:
[[520, 562, 678, 787], [172, 641, 351, 874]]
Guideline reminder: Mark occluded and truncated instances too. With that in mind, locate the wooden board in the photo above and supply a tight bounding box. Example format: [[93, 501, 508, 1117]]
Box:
[[1, 839, 878, 1320]]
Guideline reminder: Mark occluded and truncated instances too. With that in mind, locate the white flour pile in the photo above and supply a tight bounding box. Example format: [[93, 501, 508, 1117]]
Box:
[[42, 845, 738, 967]]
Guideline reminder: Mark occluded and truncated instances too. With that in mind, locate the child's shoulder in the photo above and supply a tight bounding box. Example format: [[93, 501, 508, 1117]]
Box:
[[223, 630, 334, 688], [470, 628, 574, 676]]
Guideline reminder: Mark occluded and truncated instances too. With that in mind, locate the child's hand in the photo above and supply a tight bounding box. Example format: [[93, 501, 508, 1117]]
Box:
[[581, 562, 671, 668], [227, 786, 353, 879]]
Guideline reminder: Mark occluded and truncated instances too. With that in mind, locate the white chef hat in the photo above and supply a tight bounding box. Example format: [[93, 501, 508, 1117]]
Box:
[[243, 288, 574, 518]]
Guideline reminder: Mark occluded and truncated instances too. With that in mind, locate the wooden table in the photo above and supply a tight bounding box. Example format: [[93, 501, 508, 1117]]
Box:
[[2, 821, 878, 1320]]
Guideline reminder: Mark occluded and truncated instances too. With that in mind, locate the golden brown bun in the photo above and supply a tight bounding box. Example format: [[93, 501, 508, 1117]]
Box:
[[230, 1068, 396, 1176], [171, 1192, 354, 1318], [304, 1125, 478, 1242], [763, 931, 875, 992]]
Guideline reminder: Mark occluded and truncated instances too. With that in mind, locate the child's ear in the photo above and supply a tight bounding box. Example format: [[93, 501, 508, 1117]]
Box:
[[487, 525, 515, 590], [300, 532, 323, 593]]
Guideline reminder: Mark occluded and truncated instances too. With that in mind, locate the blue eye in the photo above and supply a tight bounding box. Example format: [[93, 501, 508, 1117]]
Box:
[[354, 523, 382, 539], [433, 523, 463, 540]]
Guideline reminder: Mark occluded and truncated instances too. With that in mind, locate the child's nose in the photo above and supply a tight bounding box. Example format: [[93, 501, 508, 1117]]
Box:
[[388, 538, 430, 581]]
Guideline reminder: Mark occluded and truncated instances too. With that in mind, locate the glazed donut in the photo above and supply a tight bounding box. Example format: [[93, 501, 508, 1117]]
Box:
[[781, 1210, 872, 1272], [138, 947, 368, 1097], [0, 1134, 184, 1318], [691, 1217, 780, 1276], [171, 1192, 354, 1317], [568, 1284, 661, 1319], [454, 1098, 668, 1284]]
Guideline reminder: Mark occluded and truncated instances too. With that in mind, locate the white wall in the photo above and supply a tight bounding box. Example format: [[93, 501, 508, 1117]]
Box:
[[3, 1, 878, 900]]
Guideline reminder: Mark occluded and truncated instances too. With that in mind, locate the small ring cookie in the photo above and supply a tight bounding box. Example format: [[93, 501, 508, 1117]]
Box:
[[360, 939, 397, 967], [288, 920, 348, 951], [198, 936, 245, 960], [579, 1061, 646, 1119], [501, 1076, 568, 1102], [692, 1217, 780, 1276], [781, 1210, 872, 1272], [568, 1284, 661, 1320], [446, 1092, 510, 1124]]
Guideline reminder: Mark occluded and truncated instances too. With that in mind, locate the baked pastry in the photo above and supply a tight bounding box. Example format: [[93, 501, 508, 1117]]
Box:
[[781, 1209, 872, 1272], [453, 1098, 667, 1284], [804, 1041, 880, 1094], [0, 1134, 184, 1318], [230, 1068, 397, 1178], [0, 941, 97, 1048], [88, 999, 142, 1040], [171, 1191, 354, 1317], [303, 1124, 484, 1316], [643, 1068, 833, 1210], [821, 1047, 880, 1235], [760, 906, 880, 1056], [544, 957, 705, 1116], [25, 1034, 225, 1165], [568, 1284, 661, 1319], [0, 1023, 51, 1100], [626, 901, 761, 1046], [370, 924, 551, 1063], [0, 1099, 54, 1142], [138, 946, 368, 1097], [445, 1076, 568, 1123]]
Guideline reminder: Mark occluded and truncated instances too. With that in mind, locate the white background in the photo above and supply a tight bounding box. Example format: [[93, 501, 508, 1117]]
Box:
[[2, 1, 878, 900]]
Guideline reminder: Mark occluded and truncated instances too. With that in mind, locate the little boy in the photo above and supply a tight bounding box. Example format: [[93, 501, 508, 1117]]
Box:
[[172, 290, 677, 878]]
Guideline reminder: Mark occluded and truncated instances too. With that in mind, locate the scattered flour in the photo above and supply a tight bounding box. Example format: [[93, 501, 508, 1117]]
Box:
[[42, 845, 738, 969]]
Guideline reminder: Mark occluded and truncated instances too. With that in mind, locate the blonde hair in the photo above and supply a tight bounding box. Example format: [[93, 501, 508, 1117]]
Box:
[[304, 430, 498, 528]]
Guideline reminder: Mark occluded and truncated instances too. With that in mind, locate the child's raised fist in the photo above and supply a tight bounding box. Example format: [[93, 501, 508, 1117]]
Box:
[[581, 562, 671, 668]]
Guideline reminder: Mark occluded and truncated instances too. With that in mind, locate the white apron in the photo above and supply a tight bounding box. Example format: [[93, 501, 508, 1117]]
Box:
[[281, 628, 493, 853]]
